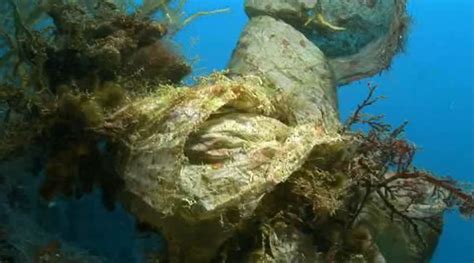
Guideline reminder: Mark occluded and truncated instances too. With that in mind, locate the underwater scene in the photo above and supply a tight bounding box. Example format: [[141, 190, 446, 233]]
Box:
[[0, 0, 472, 262]]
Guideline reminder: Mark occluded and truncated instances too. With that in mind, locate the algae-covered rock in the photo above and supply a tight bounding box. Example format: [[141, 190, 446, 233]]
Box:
[[228, 16, 339, 130]]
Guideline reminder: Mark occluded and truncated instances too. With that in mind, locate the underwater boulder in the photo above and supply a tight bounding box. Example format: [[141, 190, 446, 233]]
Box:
[[228, 16, 339, 131], [244, 0, 410, 85]]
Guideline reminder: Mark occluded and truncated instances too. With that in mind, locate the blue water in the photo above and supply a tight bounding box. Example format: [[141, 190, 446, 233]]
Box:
[[175, 0, 474, 262]]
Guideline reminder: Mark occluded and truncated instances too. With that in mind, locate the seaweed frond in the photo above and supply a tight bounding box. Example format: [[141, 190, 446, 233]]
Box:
[[0, 0, 200, 208], [341, 82, 474, 246], [133, 0, 229, 33]]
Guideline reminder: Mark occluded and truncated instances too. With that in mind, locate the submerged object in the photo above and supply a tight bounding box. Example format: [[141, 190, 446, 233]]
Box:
[[245, 0, 410, 85], [116, 74, 344, 261], [114, 75, 446, 262], [228, 15, 339, 130]]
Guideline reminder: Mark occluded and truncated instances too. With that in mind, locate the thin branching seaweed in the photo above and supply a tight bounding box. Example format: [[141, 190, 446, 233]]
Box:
[[219, 82, 474, 262], [0, 0, 228, 208], [341, 83, 474, 249]]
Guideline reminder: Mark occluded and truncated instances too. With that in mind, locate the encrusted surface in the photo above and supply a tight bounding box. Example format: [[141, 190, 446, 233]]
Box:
[[228, 16, 339, 130]]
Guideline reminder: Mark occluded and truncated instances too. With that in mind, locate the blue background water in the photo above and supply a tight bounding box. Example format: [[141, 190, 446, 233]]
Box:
[[174, 0, 474, 262]]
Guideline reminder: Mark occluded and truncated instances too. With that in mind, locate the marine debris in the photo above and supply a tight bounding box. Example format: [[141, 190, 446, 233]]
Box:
[[245, 0, 411, 85], [0, 0, 472, 262]]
